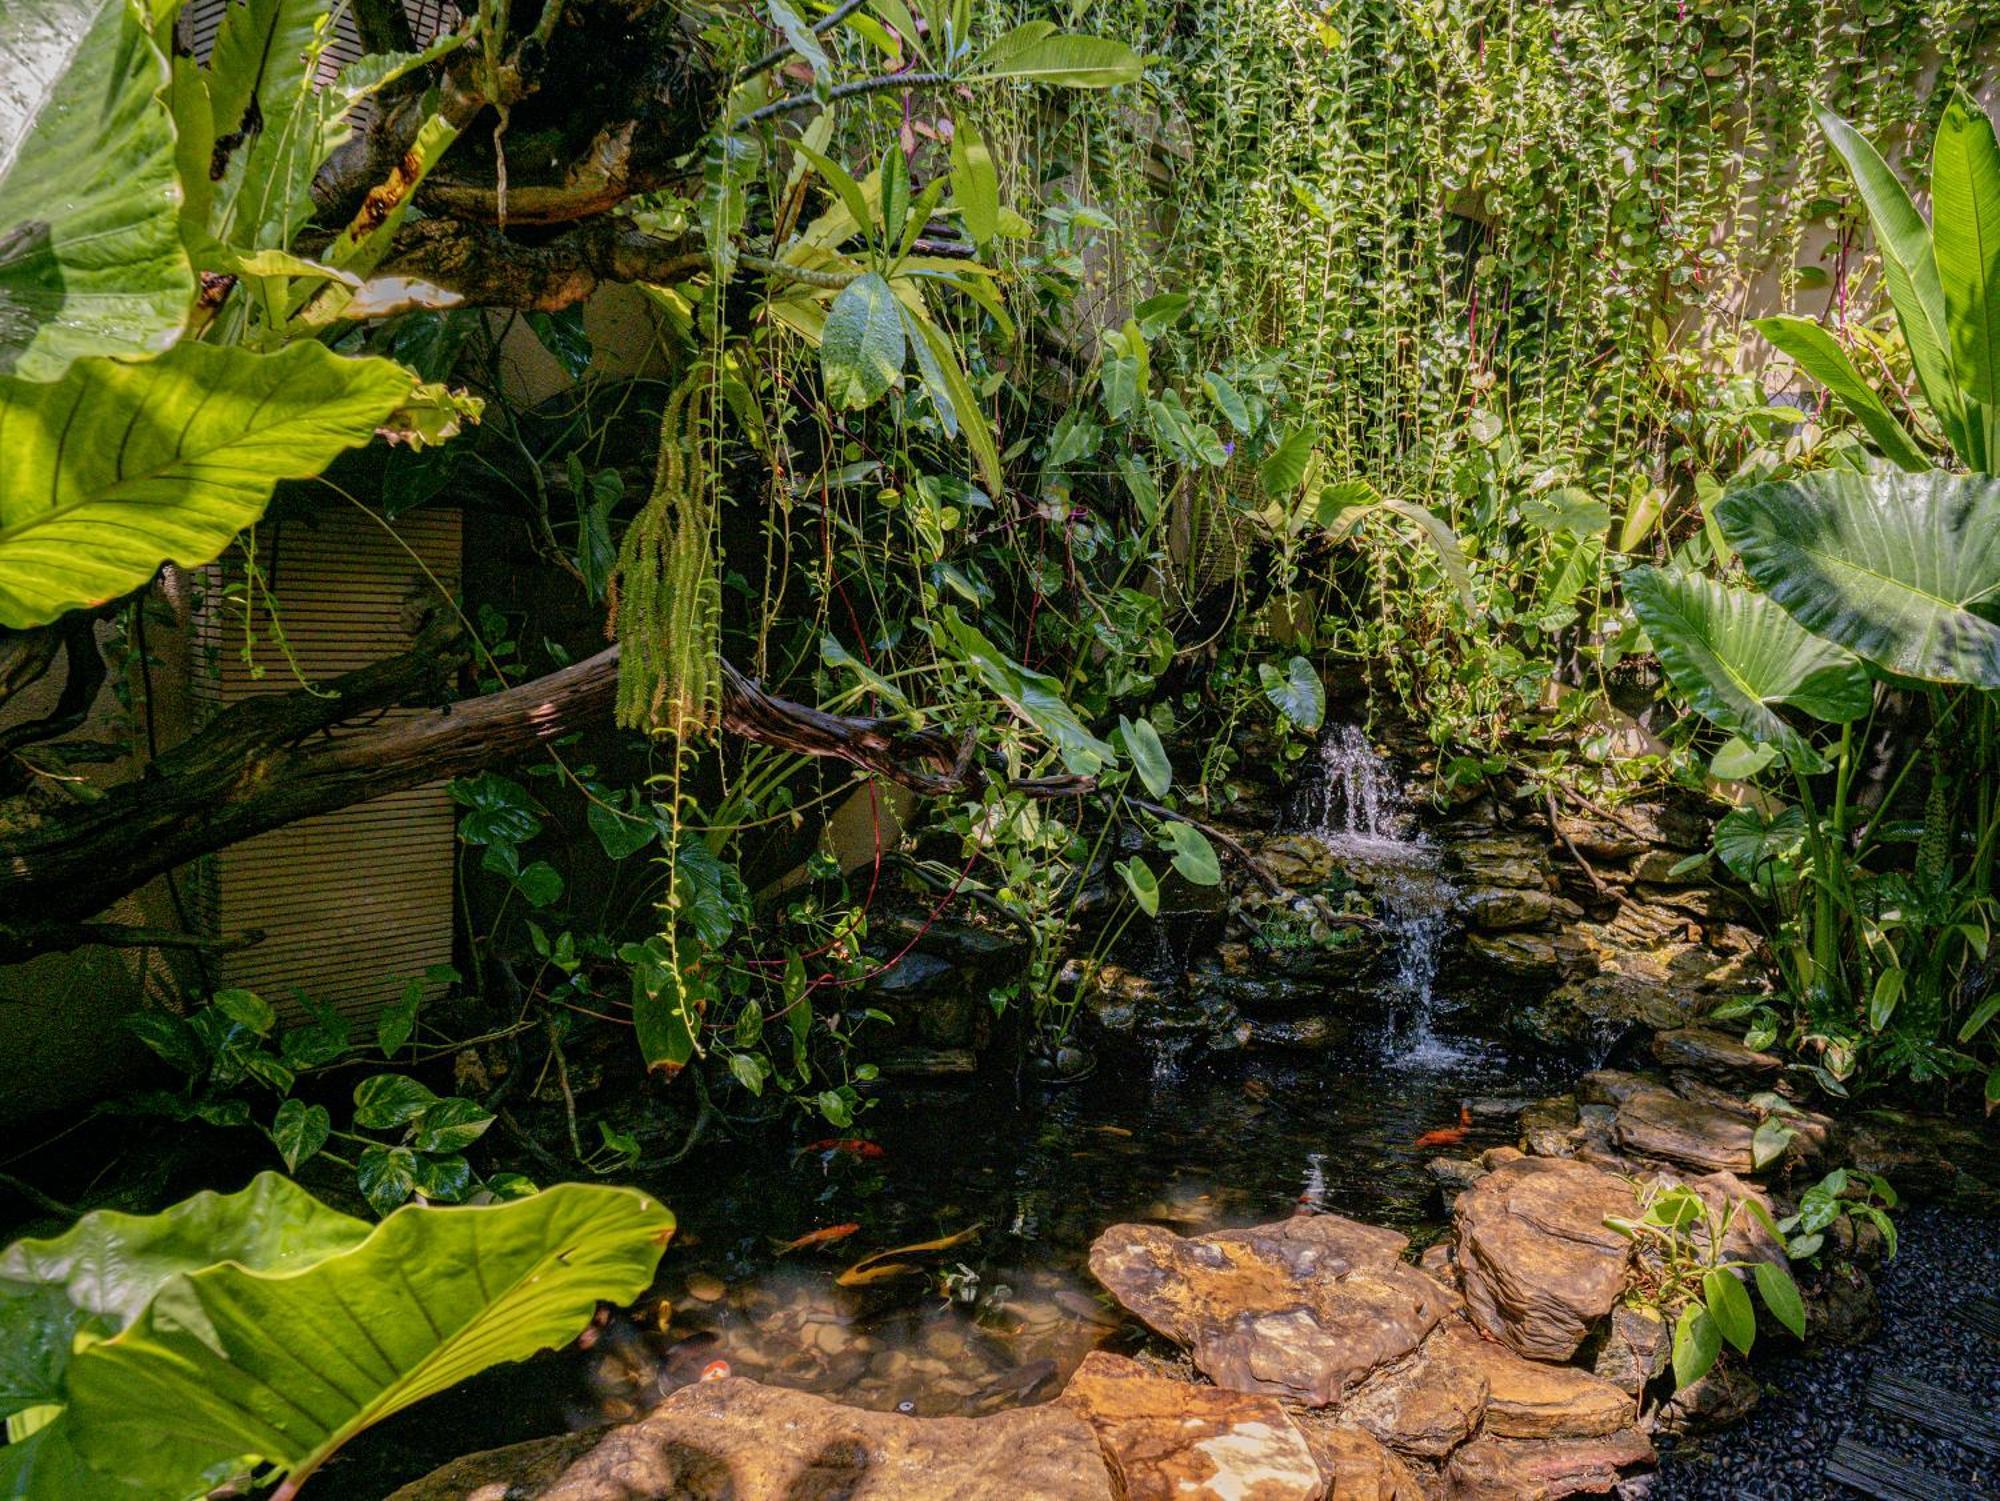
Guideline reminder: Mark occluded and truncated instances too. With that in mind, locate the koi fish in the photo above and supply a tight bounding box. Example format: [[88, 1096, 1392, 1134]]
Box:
[[800, 1138, 887, 1160], [835, 1224, 983, 1287], [698, 1360, 731, 1383], [1414, 1104, 1473, 1150], [773, 1222, 862, 1256]]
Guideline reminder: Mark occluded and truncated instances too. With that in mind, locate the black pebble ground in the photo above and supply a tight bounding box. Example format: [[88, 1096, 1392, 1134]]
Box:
[[1651, 1204, 2000, 1500]]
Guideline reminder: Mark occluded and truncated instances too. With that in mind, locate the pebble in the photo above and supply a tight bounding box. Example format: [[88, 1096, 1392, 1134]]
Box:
[[685, 1271, 727, 1302], [1653, 1205, 2000, 1500]]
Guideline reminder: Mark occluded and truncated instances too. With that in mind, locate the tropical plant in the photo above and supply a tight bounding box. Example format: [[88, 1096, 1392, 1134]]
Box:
[[1606, 1181, 1806, 1391], [1777, 1168, 1900, 1264], [0, 1173, 672, 1499]]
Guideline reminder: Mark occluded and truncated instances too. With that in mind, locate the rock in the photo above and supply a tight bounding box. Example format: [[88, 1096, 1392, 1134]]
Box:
[[1552, 813, 1651, 862], [1248, 1012, 1345, 1051], [1255, 834, 1341, 889], [1460, 887, 1579, 933], [1481, 1145, 1524, 1170], [1453, 1157, 1635, 1362], [1296, 1422, 1429, 1501], [1444, 1430, 1656, 1500], [1588, 1306, 1669, 1396], [1088, 1216, 1454, 1406], [1512, 970, 1706, 1051], [684, 1271, 726, 1302], [1575, 1071, 1656, 1109], [1465, 931, 1578, 978], [1342, 1336, 1489, 1458], [1652, 1360, 1759, 1436], [1429, 1156, 1487, 1193], [1805, 1263, 1881, 1345], [389, 1378, 1117, 1500], [1058, 1351, 1323, 1501], [1419, 1240, 1455, 1281], [1519, 1096, 1581, 1158], [1428, 1320, 1632, 1439], [1455, 838, 1552, 890], [1648, 1028, 1780, 1081], [1611, 1088, 1755, 1175]]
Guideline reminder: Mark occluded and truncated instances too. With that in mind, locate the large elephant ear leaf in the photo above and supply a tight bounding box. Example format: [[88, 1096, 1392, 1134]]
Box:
[[55, 1183, 673, 1499], [0, 341, 413, 628], [1626, 566, 1871, 773], [0, 0, 192, 381], [0, 1174, 371, 1496], [1717, 467, 2000, 688]]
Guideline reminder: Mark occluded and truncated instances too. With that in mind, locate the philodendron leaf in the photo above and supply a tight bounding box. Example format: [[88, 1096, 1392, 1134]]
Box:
[[0, 1175, 371, 1494], [1115, 856, 1160, 916], [0, 341, 412, 628], [1162, 821, 1222, 886], [1703, 1268, 1756, 1356], [821, 271, 905, 409], [0, 0, 192, 380], [1671, 1303, 1722, 1388], [1118, 714, 1172, 797], [49, 1182, 672, 1500], [1753, 1260, 1807, 1339], [1625, 566, 1871, 772], [1258, 655, 1326, 732], [1717, 468, 2000, 688], [936, 608, 1116, 775]]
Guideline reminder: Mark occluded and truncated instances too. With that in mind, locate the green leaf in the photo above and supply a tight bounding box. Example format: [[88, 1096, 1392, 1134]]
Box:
[[1703, 1269, 1756, 1355], [449, 771, 543, 845], [1258, 655, 1326, 732], [821, 272, 906, 409], [1260, 428, 1316, 497], [0, 342, 412, 629], [209, 988, 275, 1038], [352, 1073, 440, 1130], [1162, 821, 1222, 886], [1625, 566, 1871, 772], [409, 1152, 473, 1203], [949, 115, 999, 245], [877, 146, 910, 252], [50, 1181, 670, 1497], [1932, 91, 2000, 409], [1118, 714, 1173, 797], [1672, 1303, 1722, 1388], [632, 949, 701, 1077], [1817, 106, 1965, 458], [792, 141, 873, 243], [1753, 315, 1928, 471], [587, 796, 656, 861], [1753, 1260, 1807, 1339], [0, 0, 191, 380], [1751, 1115, 1795, 1171], [1201, 373, 1250, 433], [269, 1099, 331, 1173], [1714, 805, 1806, 893], [410, 1097, 494, 1154], [971, 32, 1142, 87], [1709, 736, 1779, 782], [1869, 967, 1905, 1031], [907, 306, 1001, 494], [513, 859, 564, 909], [729, 1051, 768, 1097], [936, 608, 1116, 775], [1115, 857, 1160, 916], [1718, 468, 2000, 688], [357, 1145, 418, 1215], [377, 979, 422, 1058]]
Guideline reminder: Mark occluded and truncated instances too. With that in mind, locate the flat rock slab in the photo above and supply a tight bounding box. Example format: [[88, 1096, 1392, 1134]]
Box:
[[1089, 1215, 1453, 1406], [388, 1378, 1117, 1501], [1426, 1319, 1631, 1439], [1297, 1422, 1429, 1501], [1443, 1429, 1656, 1500], [1059, 1351, 1324, 1501], [1612, 1085, 1756, 1175], [1649, 1026, 1781, 1079], [1341, 1330, 1489, 1458], [1453, 1157, 1634, 1362]]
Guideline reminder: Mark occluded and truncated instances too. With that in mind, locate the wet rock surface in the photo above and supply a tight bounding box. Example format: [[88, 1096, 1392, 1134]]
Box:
[[389, 1377, 1118, 1500], [1087, 1216, 1453, 1406], [1452, 1156, 1635, 1361], [1059, 1350, 1325, 1501]]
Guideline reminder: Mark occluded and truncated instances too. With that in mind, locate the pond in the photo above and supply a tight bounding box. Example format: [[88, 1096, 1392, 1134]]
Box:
[[320, 995, 1577, 1497]]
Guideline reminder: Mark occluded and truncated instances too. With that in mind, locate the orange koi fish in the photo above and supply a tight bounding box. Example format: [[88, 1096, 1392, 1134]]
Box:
[[800, 1138, 887, 1160], [1414, 1104, 1473, 1149], [773, 1222, 862, 1256]]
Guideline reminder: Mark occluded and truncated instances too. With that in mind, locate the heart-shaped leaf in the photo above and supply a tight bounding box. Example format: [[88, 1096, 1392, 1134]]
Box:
[[1718, 468, 2000, 688], [1626, 566, 1871, 771], [821, 272, 905, 409]]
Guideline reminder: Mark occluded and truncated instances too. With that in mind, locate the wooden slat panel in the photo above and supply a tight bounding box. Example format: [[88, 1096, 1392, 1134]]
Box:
[[198, 506, 463, 1020], [1824, 1436, 1958, 1501], [1864, 1370, 2000, 1456]]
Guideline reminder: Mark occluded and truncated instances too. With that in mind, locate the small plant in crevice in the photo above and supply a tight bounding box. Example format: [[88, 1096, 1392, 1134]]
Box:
[[1779, 1168, 1900, 1265], [1606, 1181, 1807, 1390]]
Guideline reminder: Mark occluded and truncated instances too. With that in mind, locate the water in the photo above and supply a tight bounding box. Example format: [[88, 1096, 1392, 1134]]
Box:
[[1295, 725, 1463, 1065], [319, 1042, 1567, 1497]]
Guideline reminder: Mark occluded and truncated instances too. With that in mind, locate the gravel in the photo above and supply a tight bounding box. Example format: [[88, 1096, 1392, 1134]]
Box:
[[1652, 1204, 2000, 1500]]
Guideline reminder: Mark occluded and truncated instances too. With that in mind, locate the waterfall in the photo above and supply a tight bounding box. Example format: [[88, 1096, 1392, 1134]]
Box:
[[1297, 726, 1463, 1065]]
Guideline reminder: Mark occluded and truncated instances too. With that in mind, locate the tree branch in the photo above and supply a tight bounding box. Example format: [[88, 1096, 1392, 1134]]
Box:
[[375, 216, 705, 311]]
